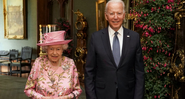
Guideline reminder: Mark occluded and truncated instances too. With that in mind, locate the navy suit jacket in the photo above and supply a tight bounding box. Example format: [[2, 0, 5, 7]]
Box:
[[85, 27, 144, 99]]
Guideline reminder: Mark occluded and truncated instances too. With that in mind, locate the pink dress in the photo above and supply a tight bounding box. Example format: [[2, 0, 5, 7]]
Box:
[[24, 55, 82, 99]]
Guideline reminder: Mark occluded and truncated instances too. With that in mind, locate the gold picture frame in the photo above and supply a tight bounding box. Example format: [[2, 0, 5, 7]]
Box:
[[3, 0, 26, 39], [96, 0, 107, 31]]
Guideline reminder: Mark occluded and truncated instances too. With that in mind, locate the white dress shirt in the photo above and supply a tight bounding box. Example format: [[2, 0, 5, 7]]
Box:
[[108, 26, 123, 56]]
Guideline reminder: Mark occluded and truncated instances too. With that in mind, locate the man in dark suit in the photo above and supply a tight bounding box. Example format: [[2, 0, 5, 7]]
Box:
[[85, 0, 144, 99]]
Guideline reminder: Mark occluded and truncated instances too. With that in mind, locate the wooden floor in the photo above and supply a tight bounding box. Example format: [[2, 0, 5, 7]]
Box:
[[0, 74, 86, 99]]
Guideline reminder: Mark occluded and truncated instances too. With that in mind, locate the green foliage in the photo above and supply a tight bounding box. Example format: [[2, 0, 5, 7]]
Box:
[[131, 0, 180, 98]]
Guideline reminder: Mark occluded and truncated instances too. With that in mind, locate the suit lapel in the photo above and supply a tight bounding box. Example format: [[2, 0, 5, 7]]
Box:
[[101, 28, 117, 68], [118, 27, 130, 68]]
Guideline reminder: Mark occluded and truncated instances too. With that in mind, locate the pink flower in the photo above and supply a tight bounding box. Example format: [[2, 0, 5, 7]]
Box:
[[140, 24, 144, 28], [154, 95, 157, 98], [134, 23, 139, 27], [151, 7, 155, 12], [143, 56, 148, 60], [143, 25, 148, 29], [169, 53, 171, 56], [63, 24, 69, 27], [166, 5, 170, 9], [158, 27, 161, 30], [148, 27, 155, 33], [142, 47, 147, 51], [164, 63, 167, 67], [168, 0, 174, 3], [158, 95, 160, 98], [147, 70, 149, 72], [144, 31, 150, 37]]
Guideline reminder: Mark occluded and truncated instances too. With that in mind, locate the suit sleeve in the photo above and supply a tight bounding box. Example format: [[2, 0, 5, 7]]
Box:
[[134, 34, 145, 99], [85, 34, 97, 99]]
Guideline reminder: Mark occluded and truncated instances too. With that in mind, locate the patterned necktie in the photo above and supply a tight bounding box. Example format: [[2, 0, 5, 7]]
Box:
[[112, 32, 120, 66]]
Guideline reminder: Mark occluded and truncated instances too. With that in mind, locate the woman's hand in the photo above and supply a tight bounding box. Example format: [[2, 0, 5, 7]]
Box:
[[55, 95, 71, 99], [41, 96, 53, 99], [41, 94, 72, 99]]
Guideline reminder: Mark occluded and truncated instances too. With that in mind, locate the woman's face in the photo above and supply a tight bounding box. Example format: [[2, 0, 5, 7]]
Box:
[[47, 45, 63, 63]]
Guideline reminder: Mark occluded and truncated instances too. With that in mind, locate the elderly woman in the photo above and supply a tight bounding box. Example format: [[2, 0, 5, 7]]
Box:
[[24, 31, 82, 99]]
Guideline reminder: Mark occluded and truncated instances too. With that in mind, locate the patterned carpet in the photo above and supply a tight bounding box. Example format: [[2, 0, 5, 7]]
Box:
[[0, 75, 86, 99], [0, 75, 29, 99]]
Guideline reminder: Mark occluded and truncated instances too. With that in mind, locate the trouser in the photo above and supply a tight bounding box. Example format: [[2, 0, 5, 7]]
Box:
[[116, 88, 119, 99]]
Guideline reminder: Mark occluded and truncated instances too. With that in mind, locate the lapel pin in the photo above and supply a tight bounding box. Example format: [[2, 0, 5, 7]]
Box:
[[127, 35, 130, 37]]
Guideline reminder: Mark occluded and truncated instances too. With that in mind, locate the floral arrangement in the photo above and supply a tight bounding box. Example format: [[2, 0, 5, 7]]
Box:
[[56, 18, 70, 32], [130, 0, 180, 98], [55, 18, 73, 58]]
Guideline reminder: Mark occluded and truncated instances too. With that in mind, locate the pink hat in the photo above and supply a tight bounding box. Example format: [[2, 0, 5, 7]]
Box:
[[37, 31, 72, 46]]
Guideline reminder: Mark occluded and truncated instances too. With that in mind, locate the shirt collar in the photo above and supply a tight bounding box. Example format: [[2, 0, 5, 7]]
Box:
[[108, 26, 123, 36]]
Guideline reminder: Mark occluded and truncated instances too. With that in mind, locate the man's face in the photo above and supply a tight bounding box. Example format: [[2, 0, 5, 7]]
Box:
[[105, 2, 125, 31]]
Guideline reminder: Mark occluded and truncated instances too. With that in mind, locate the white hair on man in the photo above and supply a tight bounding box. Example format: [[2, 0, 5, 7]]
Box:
[[105, 0, 125, 13]]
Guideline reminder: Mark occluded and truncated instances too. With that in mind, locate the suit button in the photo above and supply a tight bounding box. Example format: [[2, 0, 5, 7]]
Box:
[[115, 82, 118, 88]]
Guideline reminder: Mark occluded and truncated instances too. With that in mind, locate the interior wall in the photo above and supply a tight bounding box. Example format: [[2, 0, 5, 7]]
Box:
[[0, 0, 37, 59], [73, 0, 97, 49], [0, 0, 99, 59]]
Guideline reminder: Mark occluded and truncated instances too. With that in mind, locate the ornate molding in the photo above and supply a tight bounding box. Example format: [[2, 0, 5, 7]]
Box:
[[175, 1, 185, 29]]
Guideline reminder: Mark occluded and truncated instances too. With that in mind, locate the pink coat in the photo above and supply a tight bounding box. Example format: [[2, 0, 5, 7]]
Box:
[[24, 55, 82, 99]]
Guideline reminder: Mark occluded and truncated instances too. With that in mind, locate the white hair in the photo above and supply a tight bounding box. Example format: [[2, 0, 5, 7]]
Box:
[[105, 0, 125, 13]]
